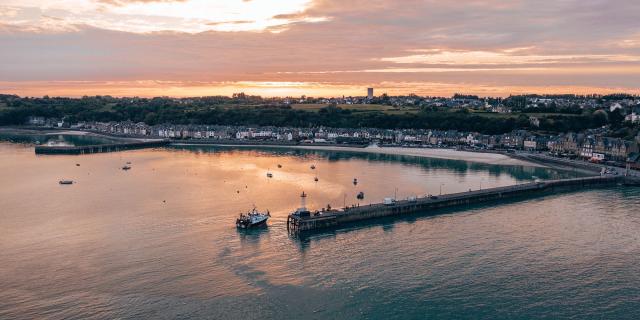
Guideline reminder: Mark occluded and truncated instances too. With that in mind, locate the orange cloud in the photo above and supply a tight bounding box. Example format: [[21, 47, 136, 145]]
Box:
[[0, 0, 639, 97]]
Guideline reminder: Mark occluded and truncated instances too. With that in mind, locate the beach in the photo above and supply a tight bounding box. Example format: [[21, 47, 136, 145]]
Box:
[[176, 143, 542, 167]]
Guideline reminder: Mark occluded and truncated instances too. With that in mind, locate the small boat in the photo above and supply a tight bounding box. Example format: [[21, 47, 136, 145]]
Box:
[[76, 163, 80, 167], [126, 161, 132, 165], [59, 180, 74, 185], [236, 208, 270, 228], [310, 165, 316, 170], [353, 178, 358, 185], [122, 165, 131, 170], [277, 164, 282, 168], [267, 172, 273, 178], [314, 176, 319, 182], [357, 191, 364, 200]]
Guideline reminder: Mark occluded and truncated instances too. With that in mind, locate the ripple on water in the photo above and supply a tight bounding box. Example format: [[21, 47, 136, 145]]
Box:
[[1, 143, 639, 319]]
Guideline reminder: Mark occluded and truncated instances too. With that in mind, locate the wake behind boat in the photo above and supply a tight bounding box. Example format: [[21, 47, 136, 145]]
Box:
[[236, 208, 270, 228]]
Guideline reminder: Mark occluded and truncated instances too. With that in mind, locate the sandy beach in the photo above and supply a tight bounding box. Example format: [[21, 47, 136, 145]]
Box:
[[176, 143, 543, 167]]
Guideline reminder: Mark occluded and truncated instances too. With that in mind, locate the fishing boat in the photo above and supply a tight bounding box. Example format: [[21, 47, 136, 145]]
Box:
[[59, 180, 74, 185], [357, 191, 364, 200], [236, 208, 270, 228]]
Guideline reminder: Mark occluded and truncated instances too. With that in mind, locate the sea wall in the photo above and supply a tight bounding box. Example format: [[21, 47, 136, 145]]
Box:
[[289, 176, 626, 232]]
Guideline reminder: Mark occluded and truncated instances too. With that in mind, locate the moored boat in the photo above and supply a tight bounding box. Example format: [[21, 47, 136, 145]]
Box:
[[236, 208, 270, 228]]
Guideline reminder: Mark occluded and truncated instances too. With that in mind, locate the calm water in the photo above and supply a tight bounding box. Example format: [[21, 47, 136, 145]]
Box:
[[0, 131, 121, 146], [1, 142, 639, 319]]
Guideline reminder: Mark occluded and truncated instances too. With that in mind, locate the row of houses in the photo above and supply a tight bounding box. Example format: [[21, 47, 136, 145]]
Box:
[[549, 132, 638, 162], [30, 120, 640, 166]]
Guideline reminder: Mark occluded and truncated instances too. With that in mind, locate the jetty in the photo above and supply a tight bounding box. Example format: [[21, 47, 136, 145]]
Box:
[[35, 140, 170, 155], [287, 175, 639, 233]]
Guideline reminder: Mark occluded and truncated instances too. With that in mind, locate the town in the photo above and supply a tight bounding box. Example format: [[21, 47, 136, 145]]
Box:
[[24, 121, 640, 173], [3, 91, 639, 170]]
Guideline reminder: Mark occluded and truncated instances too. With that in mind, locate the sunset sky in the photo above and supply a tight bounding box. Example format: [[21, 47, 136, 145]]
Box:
[[1, 0, 640, 97]]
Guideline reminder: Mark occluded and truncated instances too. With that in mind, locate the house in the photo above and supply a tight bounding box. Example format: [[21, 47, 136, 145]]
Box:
[[524, 136, 549, 151], [628, 152, 640, 170], [580, 137, 595, 159], [26, 116, 45, 126], [529, 116, 540, 128]]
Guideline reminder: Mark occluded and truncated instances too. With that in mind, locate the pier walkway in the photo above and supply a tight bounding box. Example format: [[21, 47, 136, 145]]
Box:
[[288, 175, 638, 233]]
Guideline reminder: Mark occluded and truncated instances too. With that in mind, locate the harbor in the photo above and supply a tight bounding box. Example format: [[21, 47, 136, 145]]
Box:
[[287, 175, 640, 233], [34, 139, 170, 155], [3, 137, 640, 319]]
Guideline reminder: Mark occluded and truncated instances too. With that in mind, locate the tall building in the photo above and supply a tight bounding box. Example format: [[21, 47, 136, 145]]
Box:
[[367, 88, 374, 100]]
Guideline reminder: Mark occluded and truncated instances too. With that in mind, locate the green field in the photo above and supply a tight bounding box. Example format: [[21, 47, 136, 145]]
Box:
[[469, 110, 581, 119], [291, 103, 396, 112]]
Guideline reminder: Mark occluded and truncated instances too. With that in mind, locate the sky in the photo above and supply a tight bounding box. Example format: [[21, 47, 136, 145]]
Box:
[[1, 0, 640, 98]]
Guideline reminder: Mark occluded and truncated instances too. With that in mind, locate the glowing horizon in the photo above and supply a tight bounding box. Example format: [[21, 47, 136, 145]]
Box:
[[1, 0, 639, 97], [4, 81, 639, 99]]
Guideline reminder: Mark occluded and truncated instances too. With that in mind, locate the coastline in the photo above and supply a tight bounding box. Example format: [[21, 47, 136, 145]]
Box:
[[0, 127, 156, 142], [0, 127, 605, 173], [173, 142, 543, 167]]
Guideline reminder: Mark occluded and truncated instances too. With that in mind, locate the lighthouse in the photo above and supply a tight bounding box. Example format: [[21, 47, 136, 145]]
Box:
[[293, 191, 311, 217], [299, 191, 307, 211]]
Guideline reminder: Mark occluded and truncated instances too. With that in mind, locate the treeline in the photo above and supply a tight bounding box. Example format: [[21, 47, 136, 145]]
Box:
[[0, 95, 628, 135]]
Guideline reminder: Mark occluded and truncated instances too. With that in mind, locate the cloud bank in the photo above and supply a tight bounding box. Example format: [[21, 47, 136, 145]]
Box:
[[1, 0, 639, 97]]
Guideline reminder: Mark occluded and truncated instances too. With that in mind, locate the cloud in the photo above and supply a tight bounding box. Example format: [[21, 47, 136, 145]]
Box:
[[98, 0, 189, 6], [0, 0, 640, 96]]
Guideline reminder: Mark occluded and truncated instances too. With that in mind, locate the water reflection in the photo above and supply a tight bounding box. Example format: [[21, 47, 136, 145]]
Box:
[[236, 225, 270, 243], [3, 141, 629, 320], [173, 145, 578, 183], [0, 131, 121, 146]]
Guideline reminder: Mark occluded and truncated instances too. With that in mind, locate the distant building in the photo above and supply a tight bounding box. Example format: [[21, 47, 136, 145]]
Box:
[[26, 116, 45, 126], [367, 88, 374, 100]]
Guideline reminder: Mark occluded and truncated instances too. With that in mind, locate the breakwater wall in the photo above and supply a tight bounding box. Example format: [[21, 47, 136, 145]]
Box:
[[35, 140, 170, 155], [288, 176, 630, 233], [509, 153, 604, 173]]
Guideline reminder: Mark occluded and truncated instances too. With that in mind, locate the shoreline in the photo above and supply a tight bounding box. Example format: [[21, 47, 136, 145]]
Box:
[[0, 127, 157, 142], [173, 142, 543, 167], [0, 127, 604, 174]]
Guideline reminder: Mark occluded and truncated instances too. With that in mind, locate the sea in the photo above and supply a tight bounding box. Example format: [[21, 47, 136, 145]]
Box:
[[1, 133, 639, 319]]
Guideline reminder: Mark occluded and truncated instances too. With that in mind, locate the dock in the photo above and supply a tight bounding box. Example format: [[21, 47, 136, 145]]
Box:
[[34, 140, 170, 155], [287, 176, 639, 233]]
